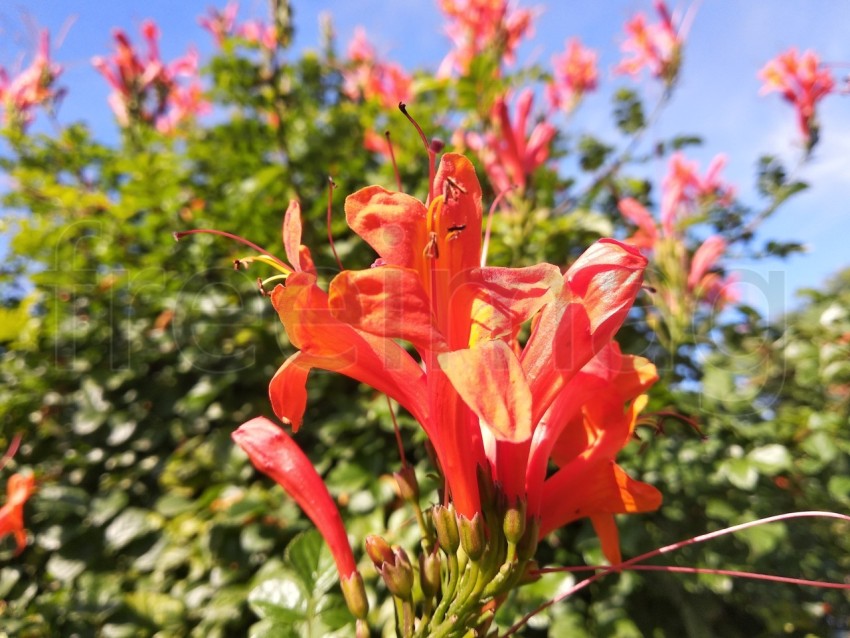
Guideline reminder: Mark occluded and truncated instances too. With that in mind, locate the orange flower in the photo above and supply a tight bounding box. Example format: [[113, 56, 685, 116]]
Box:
[[0, 472, 35, 554], [184, 149, 658, 562]]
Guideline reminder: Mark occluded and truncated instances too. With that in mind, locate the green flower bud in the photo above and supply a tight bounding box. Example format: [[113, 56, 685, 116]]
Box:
[[341, 571, 369, 620], [365, 534, 394, 568], [381, 546, 414, 599], [432, 505, 460, 554], [459, 512, 485, 561], [516, 515, 540, 561], [393, 466, 420, 502], [502, 497, 527, 545], [419, 548, 442, 598]]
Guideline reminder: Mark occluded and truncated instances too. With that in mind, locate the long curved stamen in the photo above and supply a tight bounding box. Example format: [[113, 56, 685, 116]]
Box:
[[385, 396, 407, 469], [536, 564, 850, 590], [327, 177, 344, 271], [480, 185, 515, 267], [385, 130, 403, 192], [399, 102, 437, 203], [504, 510, 850, 636], [0, 433, 22, 472], [174, 229, 291, 273]]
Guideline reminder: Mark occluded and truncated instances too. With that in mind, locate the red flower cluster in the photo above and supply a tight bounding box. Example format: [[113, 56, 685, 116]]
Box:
[[0, 30, 62, 127], [225, 152, 659, 575], [548, 38, 599, 113], [437, 0, 535, 76], [92, 20, 209, 133], [0, 471, 35, 554], [466, 89, 556, 193], [342, 28, 413, 109], [759, 48, 835, 149], [616, 0, 682, 84]]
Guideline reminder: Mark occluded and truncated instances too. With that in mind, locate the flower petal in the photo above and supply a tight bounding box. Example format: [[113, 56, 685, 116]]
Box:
[[522, 239, 647, 424], [538, 460, 661, 539], [328, 266, 446, 354], [232, 417, 358, 579], [270, 273, 429, 430], [345, 186, 428, 270], [439, 340, 532, 443]]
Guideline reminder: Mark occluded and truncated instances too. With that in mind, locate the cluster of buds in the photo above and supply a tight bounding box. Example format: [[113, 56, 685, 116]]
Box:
[[92, 20, 209, 133], [0, 30, 63, 128], [365, 466, 543, 636]]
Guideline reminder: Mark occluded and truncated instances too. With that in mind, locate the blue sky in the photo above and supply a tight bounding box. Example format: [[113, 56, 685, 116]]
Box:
[[2, 0, 848, 319]]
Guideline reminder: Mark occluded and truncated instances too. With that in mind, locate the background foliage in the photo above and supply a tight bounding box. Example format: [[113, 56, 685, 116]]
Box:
[[1, 2, 847, 636]]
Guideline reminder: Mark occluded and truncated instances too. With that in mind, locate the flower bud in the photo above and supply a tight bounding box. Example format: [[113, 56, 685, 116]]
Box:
[[365, 534, 394, 568], [381, 546, 414, 599], [419, 549, 442, 598], [516, 515, 540, 561], [459, 512, 485, 561], [432, 505, 460, 554], [393, 466, 420, 502], [341, 571, 369, 620], [502, 498, 527, 545]]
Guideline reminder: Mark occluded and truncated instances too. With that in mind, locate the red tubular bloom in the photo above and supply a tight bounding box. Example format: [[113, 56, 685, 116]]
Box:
[[232, 417, 358, 580], [0, 473, 36, 554], [204, 149, 658, 561], [758, 48, 834, 147], [548, 38, 598, 112], [0, 30, 63, 127], [615, 0, 682, 83]]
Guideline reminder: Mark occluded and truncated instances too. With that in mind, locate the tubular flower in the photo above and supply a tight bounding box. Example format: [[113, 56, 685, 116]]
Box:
[[342, 28, 412, 109], [0, 30, 63, 127], [232, 417, 368, 619], [758, 48, 835, 150], [0, 472, 36, 554], [279, 151, 652, 554], [92, 20, 208, 132], [198, 1, 239, 46], [182, 148, 656, 571], [437, 0, 534, 76], [548, 38, 598, 113], [466, 89, 556, 193], [615, 0, 682, 85]]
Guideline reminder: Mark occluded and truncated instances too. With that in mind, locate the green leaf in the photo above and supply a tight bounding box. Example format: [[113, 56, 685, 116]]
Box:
[[104, 508, 161, 551], [247, 574, 308, 623], [747, 444, 791, 475], [285, 530, 339, 597], [719, 458, 758, 490], [827, 475, 850, 504], [124, 591, 186, 628]]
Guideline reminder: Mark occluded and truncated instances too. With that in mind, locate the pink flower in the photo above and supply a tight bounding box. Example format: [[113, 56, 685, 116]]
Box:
[[238, 20, 277, 51], [92, 20, 208, 133], [0, 30, 63, 127], [437, 0, 535, 76], [466, 89, 555, 193], [617, 198, 658, 250], [548, 38, 598, 112], [759, 48, 834, 148], [199, 2, 239, 46], [661, 152, 734, 236], [342, 28, 412, 109], [615, 0, 682, 83], [232, 417, 368, 619]]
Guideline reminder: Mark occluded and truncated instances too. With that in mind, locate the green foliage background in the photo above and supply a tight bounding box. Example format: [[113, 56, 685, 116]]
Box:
[[1, 4, 848, 637]]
